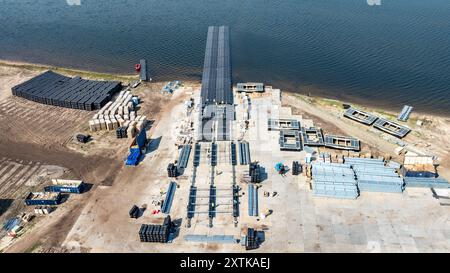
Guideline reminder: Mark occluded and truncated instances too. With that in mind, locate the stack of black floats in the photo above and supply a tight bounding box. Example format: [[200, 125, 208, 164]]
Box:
[[292, 161, 302, 175], [11, 70, 121, 111], [139, 216, 172, 243], [129, 205, 140, 219], [249, 163, 261, 183], [167, 163, 177, 177], [116, 127, 128, 139], [246, 228, 259, 250]]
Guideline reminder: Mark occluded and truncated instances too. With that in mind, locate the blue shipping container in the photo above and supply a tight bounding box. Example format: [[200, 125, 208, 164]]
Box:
[[25, 192, 62, 206], [44, 183, 84, 194]]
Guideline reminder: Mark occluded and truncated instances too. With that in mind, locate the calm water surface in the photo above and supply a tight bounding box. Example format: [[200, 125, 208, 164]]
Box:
[[1, 0, 449, 115]]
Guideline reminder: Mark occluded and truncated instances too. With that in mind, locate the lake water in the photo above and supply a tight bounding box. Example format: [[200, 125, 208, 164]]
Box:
[[1, 0, 449, 115]]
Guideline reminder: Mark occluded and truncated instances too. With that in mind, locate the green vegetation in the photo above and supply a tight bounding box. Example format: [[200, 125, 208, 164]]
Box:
[[0, 60, 137, 82]]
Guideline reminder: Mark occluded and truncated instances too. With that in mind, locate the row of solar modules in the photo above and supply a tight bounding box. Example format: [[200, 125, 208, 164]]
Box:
[[187, 186, 197, 219], [211, 143, 217, 166], [209, 186, 216, 218], [11, 71, 121, 111], [193, 143, 201, 167]]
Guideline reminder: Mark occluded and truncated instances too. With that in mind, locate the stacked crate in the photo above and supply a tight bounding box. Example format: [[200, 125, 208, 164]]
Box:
[[167, 163, 177, 177], [138, 216, 172, 243], [249, 163, 261, 183], [245, 228, 259, 250], [292, 161, 302, 175], [89, 90, 147, 134]]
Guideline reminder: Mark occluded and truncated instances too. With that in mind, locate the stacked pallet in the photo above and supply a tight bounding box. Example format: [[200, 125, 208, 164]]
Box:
[[249, 163, 262, 183], [312, 162, 359, 199], [345, 157, 405, 193], [88, 90, 147, 138], [292, 161, 302, 175], [139, 216, 172, 243], [404, 177, 450, 188]]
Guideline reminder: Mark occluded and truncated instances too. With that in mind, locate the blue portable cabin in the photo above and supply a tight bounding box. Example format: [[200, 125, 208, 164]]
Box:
[[44, 179, 85, 194], [25, 192, 62, 206]]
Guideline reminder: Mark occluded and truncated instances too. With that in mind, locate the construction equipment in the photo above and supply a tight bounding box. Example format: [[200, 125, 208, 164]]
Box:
[[275, 162, 286, 175]]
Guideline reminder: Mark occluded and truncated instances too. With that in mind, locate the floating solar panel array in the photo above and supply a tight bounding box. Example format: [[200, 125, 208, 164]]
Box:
[[193, 143, 201, 167], [343, 107, 378, 125], [200, 26, 233, 105], [12, 71, 121, 111], [324, 134, 360, 151], [312, 162, 359, 199], [238, 141, 251, 165], [248, 184, 259, 216], [301, 127, 325, 146], [161, 181, 176, 214], [344, 157, 405, 193], [404, 177, 450, 188], [373, 118, 410, 138], [397, 105, 413, 122], [230, 142, 237, 165], [177, 145, 191, 173]]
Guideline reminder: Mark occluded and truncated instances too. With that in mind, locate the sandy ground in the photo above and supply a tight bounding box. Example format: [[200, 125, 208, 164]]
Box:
[[0, 62, 449, 252], [0, 63, 180, 252]]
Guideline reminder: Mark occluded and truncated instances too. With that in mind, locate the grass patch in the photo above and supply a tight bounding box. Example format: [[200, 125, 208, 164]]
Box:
[[0, 60, 137, 82]]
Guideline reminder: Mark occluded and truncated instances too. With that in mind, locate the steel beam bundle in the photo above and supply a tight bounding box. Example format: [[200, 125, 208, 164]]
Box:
[[311, 163, 359, 199], [404, 177, 450, 188], [161, 182, 176, 214], [177, 145, 191, 172], [248, 184, 259, 216], [239, 141, 251, 165], [230, 142, 237, 165], [184, 235, 237, 244]]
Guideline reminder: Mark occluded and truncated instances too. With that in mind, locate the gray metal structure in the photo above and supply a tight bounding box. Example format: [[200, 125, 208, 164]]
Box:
[[397, 105, 413, 122], [236, 83, 264, 93], [343, 107, 378, 125], [200, 26, 233, 105], [301, 127, 325, 146], [198, 26, 234, 141], [324, 134, 360, 151], [373, 118, 410, 138], [268, 118, 301, 131], [279, 130, 303, 151]]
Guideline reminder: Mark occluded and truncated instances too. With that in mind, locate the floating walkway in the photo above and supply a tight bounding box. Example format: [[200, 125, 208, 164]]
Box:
[[373, 118, 410, 138], [344, 107, 378, 125], [324, 134, 360, 151]]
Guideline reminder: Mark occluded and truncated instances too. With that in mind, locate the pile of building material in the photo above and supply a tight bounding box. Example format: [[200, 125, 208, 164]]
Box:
[[25, 192, 61, 206], [88, 90, 147, 139], [184, 235, 237, 244], [404, 177, 450, 188], [44, 179, 85, 194], [161, 182, 177, 214], [248, 184, 259, 216], [239, 141, 251, 165], [139, 216, 172, 243], [402, 152, 436, 178], [244, 228, 261, 250], [344, 157, 405, 193], [12, 70, 122, 111], [397, 105, 413, 122], [311, 162, 359, 199]]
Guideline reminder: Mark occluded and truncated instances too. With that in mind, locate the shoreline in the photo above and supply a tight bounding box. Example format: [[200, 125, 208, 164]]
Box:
[[1, 59, 448, 119]]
